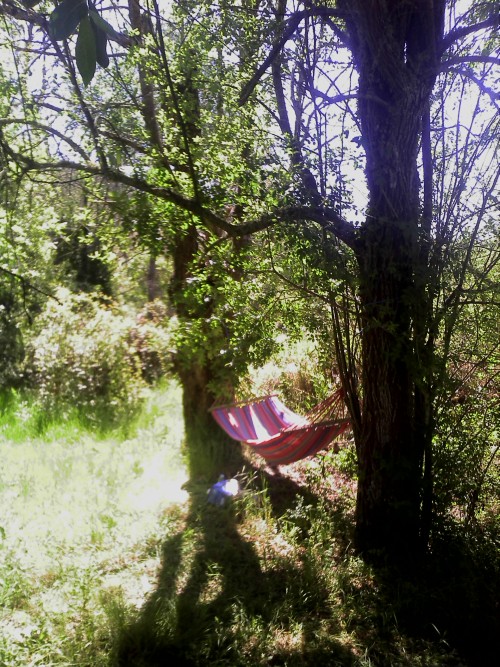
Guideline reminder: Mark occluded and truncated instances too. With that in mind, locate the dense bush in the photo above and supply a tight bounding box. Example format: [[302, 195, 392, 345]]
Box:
[[242, 337, 335, 412], [433, 387, 500, 531], [25, 289, 172, 427]]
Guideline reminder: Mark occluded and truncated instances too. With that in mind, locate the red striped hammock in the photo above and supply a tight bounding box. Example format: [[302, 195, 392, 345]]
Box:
[[210, 389, 351, 466]]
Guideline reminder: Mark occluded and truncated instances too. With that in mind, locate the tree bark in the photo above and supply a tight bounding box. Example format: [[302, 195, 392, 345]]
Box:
[[341, 0, 444, 564], [356, 223, 423, 561], [146, 255, 162, 302], [170, 224, 245, 479], [178, 361, 244, 480]]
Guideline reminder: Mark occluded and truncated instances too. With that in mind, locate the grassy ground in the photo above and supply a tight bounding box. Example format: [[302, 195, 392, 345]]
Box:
[[0, 382, 497, 666], [0, 382, 188, 666]]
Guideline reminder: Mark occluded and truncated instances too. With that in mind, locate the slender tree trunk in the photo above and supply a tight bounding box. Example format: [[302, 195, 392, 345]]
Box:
[[170, 225, 244, 479], [178, 362, 244, 480], [146, 255, 161, 302]]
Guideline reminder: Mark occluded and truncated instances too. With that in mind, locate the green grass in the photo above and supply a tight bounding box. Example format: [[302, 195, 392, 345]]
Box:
[[0, 381, 497, 666], [0, 381, 188, 666]]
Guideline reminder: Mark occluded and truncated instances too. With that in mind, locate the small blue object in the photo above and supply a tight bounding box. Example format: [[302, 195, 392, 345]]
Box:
[[207, 475, 239, 506]]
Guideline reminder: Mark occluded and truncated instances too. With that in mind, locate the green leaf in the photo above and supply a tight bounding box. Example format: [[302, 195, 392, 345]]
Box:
[[89, 9, 116, 37], [90, 19, 110, 68], [49, 0, 88, 41], [75, 16, 96, 85]]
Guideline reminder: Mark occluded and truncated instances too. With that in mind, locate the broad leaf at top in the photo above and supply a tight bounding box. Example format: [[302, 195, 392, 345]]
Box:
[[75, 16, 96, 85], [49, 0, 88, 42]]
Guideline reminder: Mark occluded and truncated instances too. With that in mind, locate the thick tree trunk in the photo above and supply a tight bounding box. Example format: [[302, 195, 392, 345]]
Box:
[[356, 221, 424, 561], [341, 0, 444, 564], [353, 92, 427, 560], [354, 134, 427, 563]]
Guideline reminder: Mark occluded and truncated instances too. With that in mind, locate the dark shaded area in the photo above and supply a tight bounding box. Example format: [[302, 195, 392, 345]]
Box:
[[55, 223, 113, 296], [114, 461, 500, 666], [379, 522, 500, 667], [342, 516, 500, 666], [0, 286, 25, 390], [115, 466, 355, 666]]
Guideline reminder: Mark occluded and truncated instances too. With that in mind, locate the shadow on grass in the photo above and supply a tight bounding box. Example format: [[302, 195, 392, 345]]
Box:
[[339, 517, 500, 667], [114, 462, 500, 667], [371, 522, 500, 667], [115, 466, 355, 666]]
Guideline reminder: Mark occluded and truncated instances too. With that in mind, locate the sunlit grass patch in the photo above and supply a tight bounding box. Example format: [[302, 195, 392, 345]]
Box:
[[0, 381, 188, 666]]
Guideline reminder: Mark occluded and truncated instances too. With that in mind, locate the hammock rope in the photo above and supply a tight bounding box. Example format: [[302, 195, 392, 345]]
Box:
[[210, 389, 351, 466]]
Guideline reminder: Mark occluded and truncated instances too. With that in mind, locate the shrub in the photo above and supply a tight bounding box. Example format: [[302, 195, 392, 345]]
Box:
[[433, 386, 499, 530], [127, 300, 174, 383], [242, 337, 333, 412], [25, 289, 170, 427]]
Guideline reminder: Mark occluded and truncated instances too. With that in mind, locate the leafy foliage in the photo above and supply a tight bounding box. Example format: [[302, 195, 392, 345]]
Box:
[[0, 0, 497, 562], [0, 187, 62, 389], [48, 0, 111, 83], [49, 0, 88, 42], [25, 289, 171, 427]]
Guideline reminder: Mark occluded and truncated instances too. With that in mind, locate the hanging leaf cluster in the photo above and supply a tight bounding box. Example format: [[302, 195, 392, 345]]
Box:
[[48, 0, 113, 84]]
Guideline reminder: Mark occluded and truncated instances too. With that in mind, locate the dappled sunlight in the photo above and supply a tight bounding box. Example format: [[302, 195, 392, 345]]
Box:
[[1, 380, 499, 666], [0, 434, 189, 575]]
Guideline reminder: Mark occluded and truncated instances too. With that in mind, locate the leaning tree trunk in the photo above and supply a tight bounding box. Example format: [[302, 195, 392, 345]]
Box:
[[343, 0, 443, 564]]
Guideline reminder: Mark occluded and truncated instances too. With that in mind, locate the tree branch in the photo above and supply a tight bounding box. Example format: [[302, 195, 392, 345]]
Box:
[[9, 149, 357, 247], [0, 0, 135, 49], [445, 66, 500, 103], [239, 12, 304, 106], [255, 205, 358, 249], [440, 55, 500, 68], [0, 118, 90, 160], [0, 0, 46, 28], [239, 7, 347, 106], [441, 13, 500, 54], [0, 265, 60, 302]]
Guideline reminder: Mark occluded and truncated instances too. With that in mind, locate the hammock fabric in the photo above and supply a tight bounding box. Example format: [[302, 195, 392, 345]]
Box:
[[210, 389, 351, 466]]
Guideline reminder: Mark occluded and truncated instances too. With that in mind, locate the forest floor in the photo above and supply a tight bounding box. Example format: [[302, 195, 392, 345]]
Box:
[[0, 381, 498, 666]]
